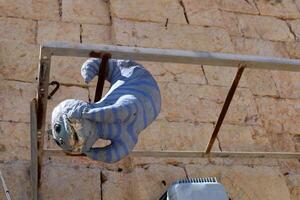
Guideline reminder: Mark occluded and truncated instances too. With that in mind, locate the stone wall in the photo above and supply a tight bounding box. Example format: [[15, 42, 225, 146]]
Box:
[[0, 0, 299, 199]]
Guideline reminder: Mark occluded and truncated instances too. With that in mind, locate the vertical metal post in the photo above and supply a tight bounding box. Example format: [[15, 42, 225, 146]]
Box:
[[205, 65, 245, 153], [30, 99, 38, 200], [35, 46, 52, 199]]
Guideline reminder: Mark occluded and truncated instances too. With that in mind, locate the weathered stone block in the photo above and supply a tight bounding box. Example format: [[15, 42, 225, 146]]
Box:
[[0, 41, 39, 82], [102, 164, 186, 200], [50, 56, 110, 86], [50, 56, 88, 85], [159, 83, 259, 125], [142, 62, 206, 84], [41, 162, 101, 199], [112, 19, 234, 53], [291, 187, 300, 200], [293, 134, 300, 152], [130, 156, 214, 168], [281, 99, 300, 136], [218, 124, 271, 151], [256, 0, 300, 19], [0, 0, 60, 20], [182, 0, 223, 27], [285, 174, 300, 200], [255, 97, 287, 134], [136, 120, 218, 151], [244, 69, 279, 97], [225, 88, 260, 125], [46, 154, 133, 173], [0, 66, 91, 125], [0, 17, 36, 44], [202, 66, 247, 87], [278, 160, 300, 175], [0, 80, 89, 124], [163, 63, 207, 84], [110, 0, 186, 24], [185, 165, 291, 200], [37, 21, 80, 44], [286, 41, 300, 58], [289, 19, 300, 41], [0, 122, 30, 161], [0, 161, 31, 200], [0, 80, 35, 123], [236, 14, 294, 42], [232, 37, 289, 57], [221, 11, 241, 36], [219, 0, 259, 14], [204, 66, 278, 97], [204, 66, 278, 96], [255, 97, 300, 136], [138, 62, 169, 83], [271, 71, 300, 99], [82, 24, 111, 44], [62, 0, 110, 25], [268, 132, 296, 152], [159, 83, 224, 122]]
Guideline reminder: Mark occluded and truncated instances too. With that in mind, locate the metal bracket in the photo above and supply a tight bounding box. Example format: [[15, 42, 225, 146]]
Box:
[[30, 42, 300, 200]]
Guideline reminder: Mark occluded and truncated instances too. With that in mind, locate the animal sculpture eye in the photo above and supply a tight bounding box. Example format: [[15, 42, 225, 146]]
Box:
[[54, 124, 61, 133]]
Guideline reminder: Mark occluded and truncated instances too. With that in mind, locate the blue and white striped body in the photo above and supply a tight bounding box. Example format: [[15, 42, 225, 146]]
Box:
[[52, 58, 161, 163]]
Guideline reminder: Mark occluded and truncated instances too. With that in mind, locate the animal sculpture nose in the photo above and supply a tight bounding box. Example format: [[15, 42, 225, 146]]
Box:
[[54, 138, 64, 147]]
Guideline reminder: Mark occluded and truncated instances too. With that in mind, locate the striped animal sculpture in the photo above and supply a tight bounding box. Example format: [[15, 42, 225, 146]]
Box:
[[51, 58, 161, 163]]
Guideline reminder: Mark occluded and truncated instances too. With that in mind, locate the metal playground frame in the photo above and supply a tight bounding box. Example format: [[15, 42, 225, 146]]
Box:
[[30, 41, 300, 199]]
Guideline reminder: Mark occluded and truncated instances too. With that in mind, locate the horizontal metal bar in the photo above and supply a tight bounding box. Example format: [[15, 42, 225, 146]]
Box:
[[42, 41, 300, 71], [43, 149, 300, 159]]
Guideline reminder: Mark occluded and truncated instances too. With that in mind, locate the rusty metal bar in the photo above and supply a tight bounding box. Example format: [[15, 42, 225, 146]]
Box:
[[30, 99, 38, 200], [93, 53, 111, 102], [0, 170, 12, 200], [43, 149, 300, 159], [205, 66, 245, 153]]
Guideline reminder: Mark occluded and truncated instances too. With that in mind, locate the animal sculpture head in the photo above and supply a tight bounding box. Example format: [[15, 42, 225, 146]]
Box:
[[51, 99, 96, 154]]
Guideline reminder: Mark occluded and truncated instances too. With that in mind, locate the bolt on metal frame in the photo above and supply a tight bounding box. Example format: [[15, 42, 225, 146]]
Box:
[[30, 41, 300, 200]]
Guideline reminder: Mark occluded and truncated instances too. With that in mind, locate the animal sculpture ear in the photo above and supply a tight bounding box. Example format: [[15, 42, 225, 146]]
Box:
[[81, 58, 101, 84]]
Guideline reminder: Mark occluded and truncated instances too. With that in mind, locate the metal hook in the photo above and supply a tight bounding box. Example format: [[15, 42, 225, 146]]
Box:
[[48, 81, 60, 99]]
